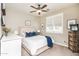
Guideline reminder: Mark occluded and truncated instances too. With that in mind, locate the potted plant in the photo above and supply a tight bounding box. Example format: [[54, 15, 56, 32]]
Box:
[[2, 27, 10, 36]]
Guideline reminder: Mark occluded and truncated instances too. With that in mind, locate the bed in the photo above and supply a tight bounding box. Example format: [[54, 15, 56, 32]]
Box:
[[20, 26, 54, 56]]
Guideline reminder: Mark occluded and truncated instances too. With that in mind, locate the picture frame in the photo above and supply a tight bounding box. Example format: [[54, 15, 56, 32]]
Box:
[[70, 24, 79, 31], [25, 20, 31, 26], [68, 19, 76, 29]]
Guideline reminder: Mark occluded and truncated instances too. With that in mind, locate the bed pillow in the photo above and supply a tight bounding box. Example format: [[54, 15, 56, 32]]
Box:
[[25, 32, 37, 37], [32, 32, 37, 36], [25, 32, 30, 37]]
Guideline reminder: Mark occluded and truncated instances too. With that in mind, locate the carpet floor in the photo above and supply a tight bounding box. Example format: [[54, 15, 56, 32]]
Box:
[[21, 44, 79, 56]]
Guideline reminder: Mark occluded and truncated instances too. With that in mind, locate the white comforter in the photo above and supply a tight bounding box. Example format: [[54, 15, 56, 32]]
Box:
[[22, 35, 54, 55]]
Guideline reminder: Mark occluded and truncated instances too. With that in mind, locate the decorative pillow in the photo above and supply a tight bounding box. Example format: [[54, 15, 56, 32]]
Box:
[[32, 32, 37, 36], [25, 32, 37, 37], [25, 32, 30, 37]]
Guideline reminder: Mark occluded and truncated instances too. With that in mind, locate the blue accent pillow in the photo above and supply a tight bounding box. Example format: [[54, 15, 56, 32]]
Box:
[[31, 32, 37, 36], [25, 32, 37, 37], [25, 32, 30, 37]]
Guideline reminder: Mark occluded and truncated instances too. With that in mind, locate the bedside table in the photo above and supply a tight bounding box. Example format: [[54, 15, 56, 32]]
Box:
[[1, 34, 22, 56]]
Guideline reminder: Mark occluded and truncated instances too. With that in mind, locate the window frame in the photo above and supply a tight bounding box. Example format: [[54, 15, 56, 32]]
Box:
[[46, 13, 63, 34]]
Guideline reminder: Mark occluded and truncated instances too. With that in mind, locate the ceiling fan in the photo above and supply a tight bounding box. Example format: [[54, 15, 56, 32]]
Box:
[[30, 4, 49, 15]]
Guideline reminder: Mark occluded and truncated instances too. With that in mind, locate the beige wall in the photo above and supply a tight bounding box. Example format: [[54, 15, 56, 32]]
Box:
[[40, 5, 79, 47], [5, 6, 41, 33]]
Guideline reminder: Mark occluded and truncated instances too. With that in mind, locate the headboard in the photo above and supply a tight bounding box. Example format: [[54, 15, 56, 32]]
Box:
[[19, 26, 37, 36]]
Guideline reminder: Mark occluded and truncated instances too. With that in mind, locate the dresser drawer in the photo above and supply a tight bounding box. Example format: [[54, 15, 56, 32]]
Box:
[[69, 41, 77, 46], [69, 45, 78, 52], [69, 37, 78, 42], [69, 45, 75, 51]]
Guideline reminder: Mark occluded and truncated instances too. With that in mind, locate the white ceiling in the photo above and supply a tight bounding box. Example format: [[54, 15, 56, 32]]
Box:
[[5, 3, 78, 16]]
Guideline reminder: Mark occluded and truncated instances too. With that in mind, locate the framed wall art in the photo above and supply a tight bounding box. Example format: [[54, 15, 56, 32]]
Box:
[[68, 19, 76, 29], [25, 20, 31, 26], [70, 24, 79, 31]]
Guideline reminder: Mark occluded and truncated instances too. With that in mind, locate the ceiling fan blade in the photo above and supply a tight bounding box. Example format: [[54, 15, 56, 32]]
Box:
[[41, 5, 47, 9], [30, 11, 36, 13], [42, 9, 49, 12], [42, 10, 47, 12], [30, 5, 38, 9]]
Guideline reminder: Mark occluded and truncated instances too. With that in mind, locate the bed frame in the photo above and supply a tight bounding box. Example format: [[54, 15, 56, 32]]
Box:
[[22, 44, 49, 56]]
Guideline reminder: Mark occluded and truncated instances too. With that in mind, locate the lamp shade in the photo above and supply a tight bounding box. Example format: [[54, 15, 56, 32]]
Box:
[[37, 30, 40, 32], [14, 30, 19, 35]]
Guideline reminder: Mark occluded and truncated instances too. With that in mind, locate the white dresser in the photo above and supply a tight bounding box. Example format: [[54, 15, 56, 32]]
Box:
[[1, 34, 22, 56]]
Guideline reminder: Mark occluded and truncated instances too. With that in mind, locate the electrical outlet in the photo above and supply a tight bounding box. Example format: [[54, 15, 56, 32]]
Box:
[[64, 41, 67, 43]]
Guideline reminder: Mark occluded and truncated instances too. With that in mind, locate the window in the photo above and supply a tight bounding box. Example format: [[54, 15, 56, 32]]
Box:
[[46, 13, 63, 34]]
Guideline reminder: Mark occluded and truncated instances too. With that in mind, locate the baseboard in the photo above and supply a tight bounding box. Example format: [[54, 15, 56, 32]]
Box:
[[54, 42, 68, 47]]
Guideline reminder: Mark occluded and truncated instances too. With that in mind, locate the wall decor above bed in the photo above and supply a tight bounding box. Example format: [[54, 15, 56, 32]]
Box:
[[25, 20, 31, 26]]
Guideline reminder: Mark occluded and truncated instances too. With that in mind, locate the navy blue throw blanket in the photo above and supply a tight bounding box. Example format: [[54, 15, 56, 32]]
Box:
[[45, 36, 53, 47]]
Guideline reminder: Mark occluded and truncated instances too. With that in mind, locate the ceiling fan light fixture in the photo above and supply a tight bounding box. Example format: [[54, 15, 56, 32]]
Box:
[[36, 10, 42, 13], [30, 4, 49, 15]]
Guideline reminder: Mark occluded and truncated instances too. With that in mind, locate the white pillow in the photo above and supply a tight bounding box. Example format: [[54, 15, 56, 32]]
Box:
[[21, 32, 25, 37]]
